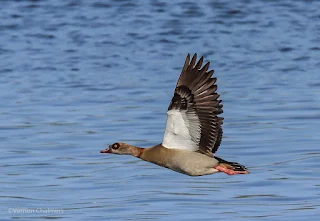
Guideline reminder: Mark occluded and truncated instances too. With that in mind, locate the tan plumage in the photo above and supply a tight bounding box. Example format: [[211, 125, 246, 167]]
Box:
[[100, 54, 249, 176]]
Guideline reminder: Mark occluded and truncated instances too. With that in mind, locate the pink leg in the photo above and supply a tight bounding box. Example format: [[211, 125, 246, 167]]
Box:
[[215, 165, 249, 175]]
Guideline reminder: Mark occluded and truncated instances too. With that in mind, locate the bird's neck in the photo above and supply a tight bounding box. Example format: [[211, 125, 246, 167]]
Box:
[[129, 145, 145, 158]]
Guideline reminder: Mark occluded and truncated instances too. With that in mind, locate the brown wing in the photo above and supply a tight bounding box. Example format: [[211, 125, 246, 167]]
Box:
[[167, 53, 223, 156]]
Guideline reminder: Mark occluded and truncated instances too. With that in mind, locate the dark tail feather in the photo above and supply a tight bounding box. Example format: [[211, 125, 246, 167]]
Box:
[[214, 156, 249, 172]]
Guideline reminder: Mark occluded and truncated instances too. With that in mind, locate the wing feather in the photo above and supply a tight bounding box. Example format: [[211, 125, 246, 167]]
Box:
[[162, 54, 224, 156]]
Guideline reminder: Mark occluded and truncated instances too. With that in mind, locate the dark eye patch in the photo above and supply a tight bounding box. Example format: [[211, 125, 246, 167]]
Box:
[[112, 143, 120, 149]]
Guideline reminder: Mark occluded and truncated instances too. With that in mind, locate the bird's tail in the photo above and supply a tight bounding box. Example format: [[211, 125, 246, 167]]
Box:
[[214, 156, 249, 175]]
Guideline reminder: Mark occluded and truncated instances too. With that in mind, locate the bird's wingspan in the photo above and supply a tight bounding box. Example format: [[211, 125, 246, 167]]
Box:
[[162, 53, 223, 156]]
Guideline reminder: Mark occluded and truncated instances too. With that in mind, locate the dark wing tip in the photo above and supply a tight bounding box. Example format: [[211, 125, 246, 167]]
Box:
[[182, 54, 191, 72], [195, 56, 204, 70], [189, 53, 197, 69]]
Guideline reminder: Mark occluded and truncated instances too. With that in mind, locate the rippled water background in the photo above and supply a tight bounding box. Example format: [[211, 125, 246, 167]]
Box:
[[1, 0, 320, 220]]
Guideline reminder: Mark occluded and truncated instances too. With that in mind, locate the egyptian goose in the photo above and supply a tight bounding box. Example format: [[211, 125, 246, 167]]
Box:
[[101, 54, 249, 176]]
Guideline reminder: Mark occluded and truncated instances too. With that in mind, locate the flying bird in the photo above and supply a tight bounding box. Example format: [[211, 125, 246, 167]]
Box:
[[101, 54, 249, 176]]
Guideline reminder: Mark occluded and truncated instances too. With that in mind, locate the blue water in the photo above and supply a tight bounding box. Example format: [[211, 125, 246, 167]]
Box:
[[1, 0, 319, 220]]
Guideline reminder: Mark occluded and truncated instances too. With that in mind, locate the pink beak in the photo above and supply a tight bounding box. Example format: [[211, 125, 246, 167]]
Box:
[[100, 148, 112, 153]]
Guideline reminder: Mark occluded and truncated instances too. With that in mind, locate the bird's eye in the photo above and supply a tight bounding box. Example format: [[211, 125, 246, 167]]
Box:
[[112, 143, 120, 149]]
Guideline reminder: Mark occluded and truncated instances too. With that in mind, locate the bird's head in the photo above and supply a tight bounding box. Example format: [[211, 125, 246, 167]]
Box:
[[100, 142, 136, 155]]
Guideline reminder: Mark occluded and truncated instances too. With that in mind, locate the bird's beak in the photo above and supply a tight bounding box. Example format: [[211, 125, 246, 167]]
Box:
[[100, 148, 112, 154]]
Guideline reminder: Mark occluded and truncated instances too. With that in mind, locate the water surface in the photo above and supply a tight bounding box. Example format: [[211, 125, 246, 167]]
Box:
[[1, 0, 319, 220]]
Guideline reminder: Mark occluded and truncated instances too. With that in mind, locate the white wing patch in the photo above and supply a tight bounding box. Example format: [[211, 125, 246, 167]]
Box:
[[162, 109, 201, 151]]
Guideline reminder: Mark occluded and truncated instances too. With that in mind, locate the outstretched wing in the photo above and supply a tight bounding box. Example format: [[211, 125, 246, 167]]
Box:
[[162, 53, 223, 156]]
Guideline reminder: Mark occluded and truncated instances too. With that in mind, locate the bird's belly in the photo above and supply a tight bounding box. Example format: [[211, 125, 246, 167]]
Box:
[[169, 160, 219, 176], [160, 151, 219, 176]]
